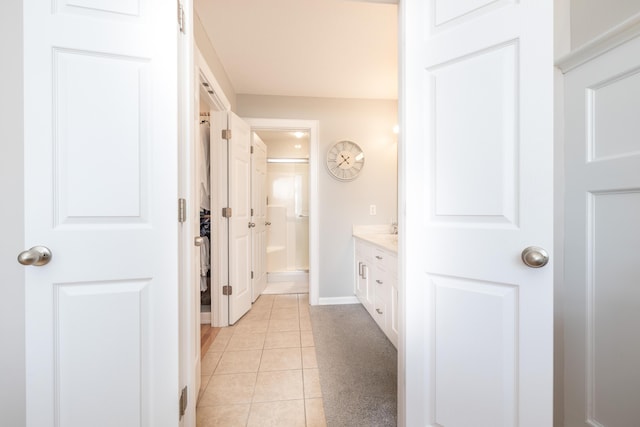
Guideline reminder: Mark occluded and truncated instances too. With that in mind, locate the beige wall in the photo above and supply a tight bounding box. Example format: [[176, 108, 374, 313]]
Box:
[[571, 0, 640, 48], [194, 12, 237, 109], [237, 95, 398, 299]]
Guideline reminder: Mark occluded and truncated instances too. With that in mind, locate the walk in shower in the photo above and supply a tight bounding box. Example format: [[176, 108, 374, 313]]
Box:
[[256, 130, 310, 292]]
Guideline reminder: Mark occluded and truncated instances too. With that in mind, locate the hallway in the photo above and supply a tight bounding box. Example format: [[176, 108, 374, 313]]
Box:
[[197, 294, 326, 426]]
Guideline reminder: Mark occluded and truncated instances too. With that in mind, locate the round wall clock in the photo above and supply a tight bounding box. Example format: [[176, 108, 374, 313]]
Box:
[[326, 140, 365, 181]]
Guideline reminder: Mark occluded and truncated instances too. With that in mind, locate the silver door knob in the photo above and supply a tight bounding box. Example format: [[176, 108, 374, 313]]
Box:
[[194, 237, 204, 247], [521, 246, 549, 268], [18, 246, 52, 266]]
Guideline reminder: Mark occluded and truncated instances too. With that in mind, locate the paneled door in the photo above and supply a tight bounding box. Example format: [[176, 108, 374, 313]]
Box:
[[23, 0, 179, 426], [403, 0, 554, 425], [251, 133, 268, 301], [227, 112, 253, 324], [563, 33, 640, 427]]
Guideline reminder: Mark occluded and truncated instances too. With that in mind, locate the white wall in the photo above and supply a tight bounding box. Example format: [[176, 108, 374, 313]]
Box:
[[571, 0, 640, 48], [194, 12, 237, 109], [0, 2, 25, 425], [237, 95, 398, 299]]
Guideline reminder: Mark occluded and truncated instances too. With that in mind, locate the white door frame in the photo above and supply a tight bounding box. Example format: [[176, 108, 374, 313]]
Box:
[[177, 2, 195, 425], [194, 47, 232, 330], [178, 38, 231, 423], [244, 118, 320, 306]]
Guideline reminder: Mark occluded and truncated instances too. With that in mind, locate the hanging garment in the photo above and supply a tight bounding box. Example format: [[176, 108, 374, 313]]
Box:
[[200, 120, 211, 210], [200, 235, 210, 292]]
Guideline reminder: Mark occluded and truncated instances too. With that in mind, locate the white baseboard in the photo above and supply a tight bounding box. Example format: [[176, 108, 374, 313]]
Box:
[[200, 311, 211, 324], [318, 296, 359, 305]]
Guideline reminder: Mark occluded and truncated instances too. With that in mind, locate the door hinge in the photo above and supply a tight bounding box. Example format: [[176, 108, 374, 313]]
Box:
[[222, 129, 232, 140], [222, 285, 232, 296], [222, 207, 232, 218], [179, 386, 188, 418], [251, 145, 254, 154], [177, 1, 185, 33], [178, 198, 186, 223], [251, 271, 254, 279]]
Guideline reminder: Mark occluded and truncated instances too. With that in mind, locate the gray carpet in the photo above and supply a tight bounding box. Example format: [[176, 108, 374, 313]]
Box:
[[310, 304, 397, 426]]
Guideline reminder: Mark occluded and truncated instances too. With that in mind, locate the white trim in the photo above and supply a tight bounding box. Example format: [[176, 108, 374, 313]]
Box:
[[244, 118, 321, 306], [200, 311, 211, 324], [318, 296, 360, 305], [195, 48, 231, 111], [556, 12, 640, 73]]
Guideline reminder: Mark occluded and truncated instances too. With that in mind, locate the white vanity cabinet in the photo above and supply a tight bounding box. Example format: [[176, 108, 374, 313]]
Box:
[[354, 237, 398, 348]]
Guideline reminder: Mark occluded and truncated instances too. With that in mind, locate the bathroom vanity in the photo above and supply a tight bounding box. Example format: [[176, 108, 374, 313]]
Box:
[[353, 228, 398, 348]]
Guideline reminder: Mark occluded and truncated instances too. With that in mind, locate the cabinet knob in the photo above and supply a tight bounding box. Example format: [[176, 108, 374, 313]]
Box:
[[376, 279, 383, 284], [376, 308, 383, 315]]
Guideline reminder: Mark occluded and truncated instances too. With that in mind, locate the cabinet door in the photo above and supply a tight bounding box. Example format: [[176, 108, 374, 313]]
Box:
[[354, 240, 373, 312]]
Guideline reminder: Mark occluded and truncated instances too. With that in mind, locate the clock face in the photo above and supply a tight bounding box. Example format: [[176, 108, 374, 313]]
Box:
[[326, 140, 364, 181]]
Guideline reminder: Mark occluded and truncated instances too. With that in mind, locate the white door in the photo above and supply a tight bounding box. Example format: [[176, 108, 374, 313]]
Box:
[[251, 133, 268, 301], [227, 112, 252, 324], [563, 34, 640, 427], [402, 1, 554, 425], [23, 0, 179, 426]]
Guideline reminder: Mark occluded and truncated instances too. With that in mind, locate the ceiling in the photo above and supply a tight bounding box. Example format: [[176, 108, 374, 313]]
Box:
[[194, 0, 398, 100]]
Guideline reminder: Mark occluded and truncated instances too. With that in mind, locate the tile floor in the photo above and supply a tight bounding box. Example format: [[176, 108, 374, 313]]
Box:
[[197, 294, 327, 427]]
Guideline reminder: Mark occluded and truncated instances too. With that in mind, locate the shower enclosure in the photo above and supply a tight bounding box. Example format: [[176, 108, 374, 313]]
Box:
[[256, 130, 310, 288]]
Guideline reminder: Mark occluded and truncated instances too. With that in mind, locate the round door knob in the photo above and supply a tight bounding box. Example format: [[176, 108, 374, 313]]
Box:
[[18, 245, 52, 266], [521, 246, 549, 268]]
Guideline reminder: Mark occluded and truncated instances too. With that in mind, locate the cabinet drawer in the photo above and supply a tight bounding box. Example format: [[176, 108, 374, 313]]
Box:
[[373, 294, 387, 329]]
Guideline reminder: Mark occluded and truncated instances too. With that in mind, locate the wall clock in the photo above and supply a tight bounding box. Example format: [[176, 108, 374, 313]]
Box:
[[326, 140, 365, 181]]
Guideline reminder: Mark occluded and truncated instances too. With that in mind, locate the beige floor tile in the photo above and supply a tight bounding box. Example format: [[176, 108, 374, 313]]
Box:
[[264, 331, 301, 349], [298, 307, 310, 319], [241, 309, 271, 322], [301, 347, 318, 369], [247, 400, 305, 427], [303, 369, 322, 399], [196, 404, 250, 427], [235, 319, 270, 334], [300, 331, 315, 347], [299, 316, 312, 331], [215, 350, 262, 375], [253, 370, 304, 402], [268, 318, 300, 332], [198, 372, 257, 406], [273, 294, 300, 309], [209, 330, 233, 352], [201, 351, 223, 375], [304, 398, 327, 427], [270, 307, 299, 320], [226, 332, 266, 351], [259, 348, 302, 371], [199, 375, 211, 400]]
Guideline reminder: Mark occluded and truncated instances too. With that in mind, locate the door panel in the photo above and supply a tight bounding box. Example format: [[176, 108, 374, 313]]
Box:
[[564, 34, 640, 427], [403, 1, 554, 425], [24, 0, 178, 426], [228, 112, 252, 324], [252, 134, 268, 301]]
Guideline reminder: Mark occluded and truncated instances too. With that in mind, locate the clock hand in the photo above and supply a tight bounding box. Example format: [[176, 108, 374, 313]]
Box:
[[339, 154, 351, 166]]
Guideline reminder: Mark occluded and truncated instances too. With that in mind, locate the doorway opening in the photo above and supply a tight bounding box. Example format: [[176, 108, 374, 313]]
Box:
[[254, 130, 310, 294], [246, 118, 320, 305]]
